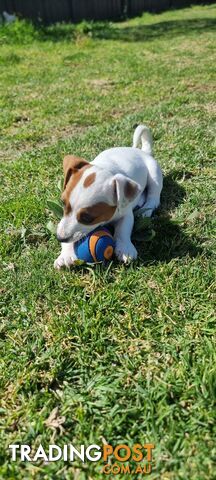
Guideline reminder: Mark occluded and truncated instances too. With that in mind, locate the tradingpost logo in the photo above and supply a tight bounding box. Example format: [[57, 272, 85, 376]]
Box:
[[9, 443, 155, 475]]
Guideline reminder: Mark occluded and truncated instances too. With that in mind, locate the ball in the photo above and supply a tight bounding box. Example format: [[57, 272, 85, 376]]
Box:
[[74, 227, 115, 263]]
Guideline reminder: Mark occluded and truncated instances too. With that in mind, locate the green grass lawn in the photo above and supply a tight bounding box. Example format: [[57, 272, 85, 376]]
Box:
[[0, 4, 215, 479]]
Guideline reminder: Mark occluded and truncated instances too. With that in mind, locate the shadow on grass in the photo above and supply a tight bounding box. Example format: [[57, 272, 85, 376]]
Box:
[[92, 17, 216, 42], [39, 16, 216, 42], [135, 169, 201, 265], [1, 16, 215, 45]]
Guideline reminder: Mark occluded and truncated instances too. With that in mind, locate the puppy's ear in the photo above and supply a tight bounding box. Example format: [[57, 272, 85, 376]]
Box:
[[112, 173, 142, 209], [63, 155, 89, 189]]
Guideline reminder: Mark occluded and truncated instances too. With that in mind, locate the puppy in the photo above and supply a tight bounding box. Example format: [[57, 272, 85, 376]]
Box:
[[54, 125, 163, 269]]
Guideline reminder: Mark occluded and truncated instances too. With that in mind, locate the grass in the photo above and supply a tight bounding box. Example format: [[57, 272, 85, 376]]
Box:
[[0, 4, 215, 479]]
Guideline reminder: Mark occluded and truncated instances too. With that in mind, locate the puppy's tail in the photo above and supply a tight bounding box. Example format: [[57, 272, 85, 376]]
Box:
[[132, 124, 153, 154]]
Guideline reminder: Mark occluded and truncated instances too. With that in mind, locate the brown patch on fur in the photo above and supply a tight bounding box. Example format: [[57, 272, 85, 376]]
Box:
[[77, 202, 116, 225], [64, 203, 72, 216], [124, 180, 138, 200], [83, 172, 96, 188], [62, 163, 92, 214], [63, 155, 90, 189]]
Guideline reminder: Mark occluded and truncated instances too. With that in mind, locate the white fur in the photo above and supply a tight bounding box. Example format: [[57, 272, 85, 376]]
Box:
[[54, 125, 163, 268]]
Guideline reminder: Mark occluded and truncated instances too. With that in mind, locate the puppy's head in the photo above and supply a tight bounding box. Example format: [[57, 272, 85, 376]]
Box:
[[56, 155, 141, 242]]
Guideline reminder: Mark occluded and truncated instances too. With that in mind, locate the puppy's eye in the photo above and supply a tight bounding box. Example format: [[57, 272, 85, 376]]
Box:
[[80, 212, 94, 224]]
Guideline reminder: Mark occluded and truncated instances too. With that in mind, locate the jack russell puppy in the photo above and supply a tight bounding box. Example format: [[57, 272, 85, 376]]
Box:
[[54, 124, 163, 269]]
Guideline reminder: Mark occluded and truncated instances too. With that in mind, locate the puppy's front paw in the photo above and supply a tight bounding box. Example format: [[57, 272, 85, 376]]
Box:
[[54, 253, 76, 270], [115, 240, 137, 263]]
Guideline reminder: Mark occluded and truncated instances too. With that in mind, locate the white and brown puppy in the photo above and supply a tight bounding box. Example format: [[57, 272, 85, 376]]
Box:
[[54, 125, 163, 269]]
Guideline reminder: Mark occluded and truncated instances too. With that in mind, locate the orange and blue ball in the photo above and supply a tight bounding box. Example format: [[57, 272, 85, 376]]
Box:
[[74, 227, 115, 263]]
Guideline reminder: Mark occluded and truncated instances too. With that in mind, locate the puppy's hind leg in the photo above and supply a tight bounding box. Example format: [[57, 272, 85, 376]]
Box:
[[142, 159, 163, 217], [114, 212, 137, 263]]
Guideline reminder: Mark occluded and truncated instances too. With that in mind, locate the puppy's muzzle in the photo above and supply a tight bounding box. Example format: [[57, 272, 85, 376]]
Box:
[[56, 231, 86, 243], [56, 233, 72, 243]]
